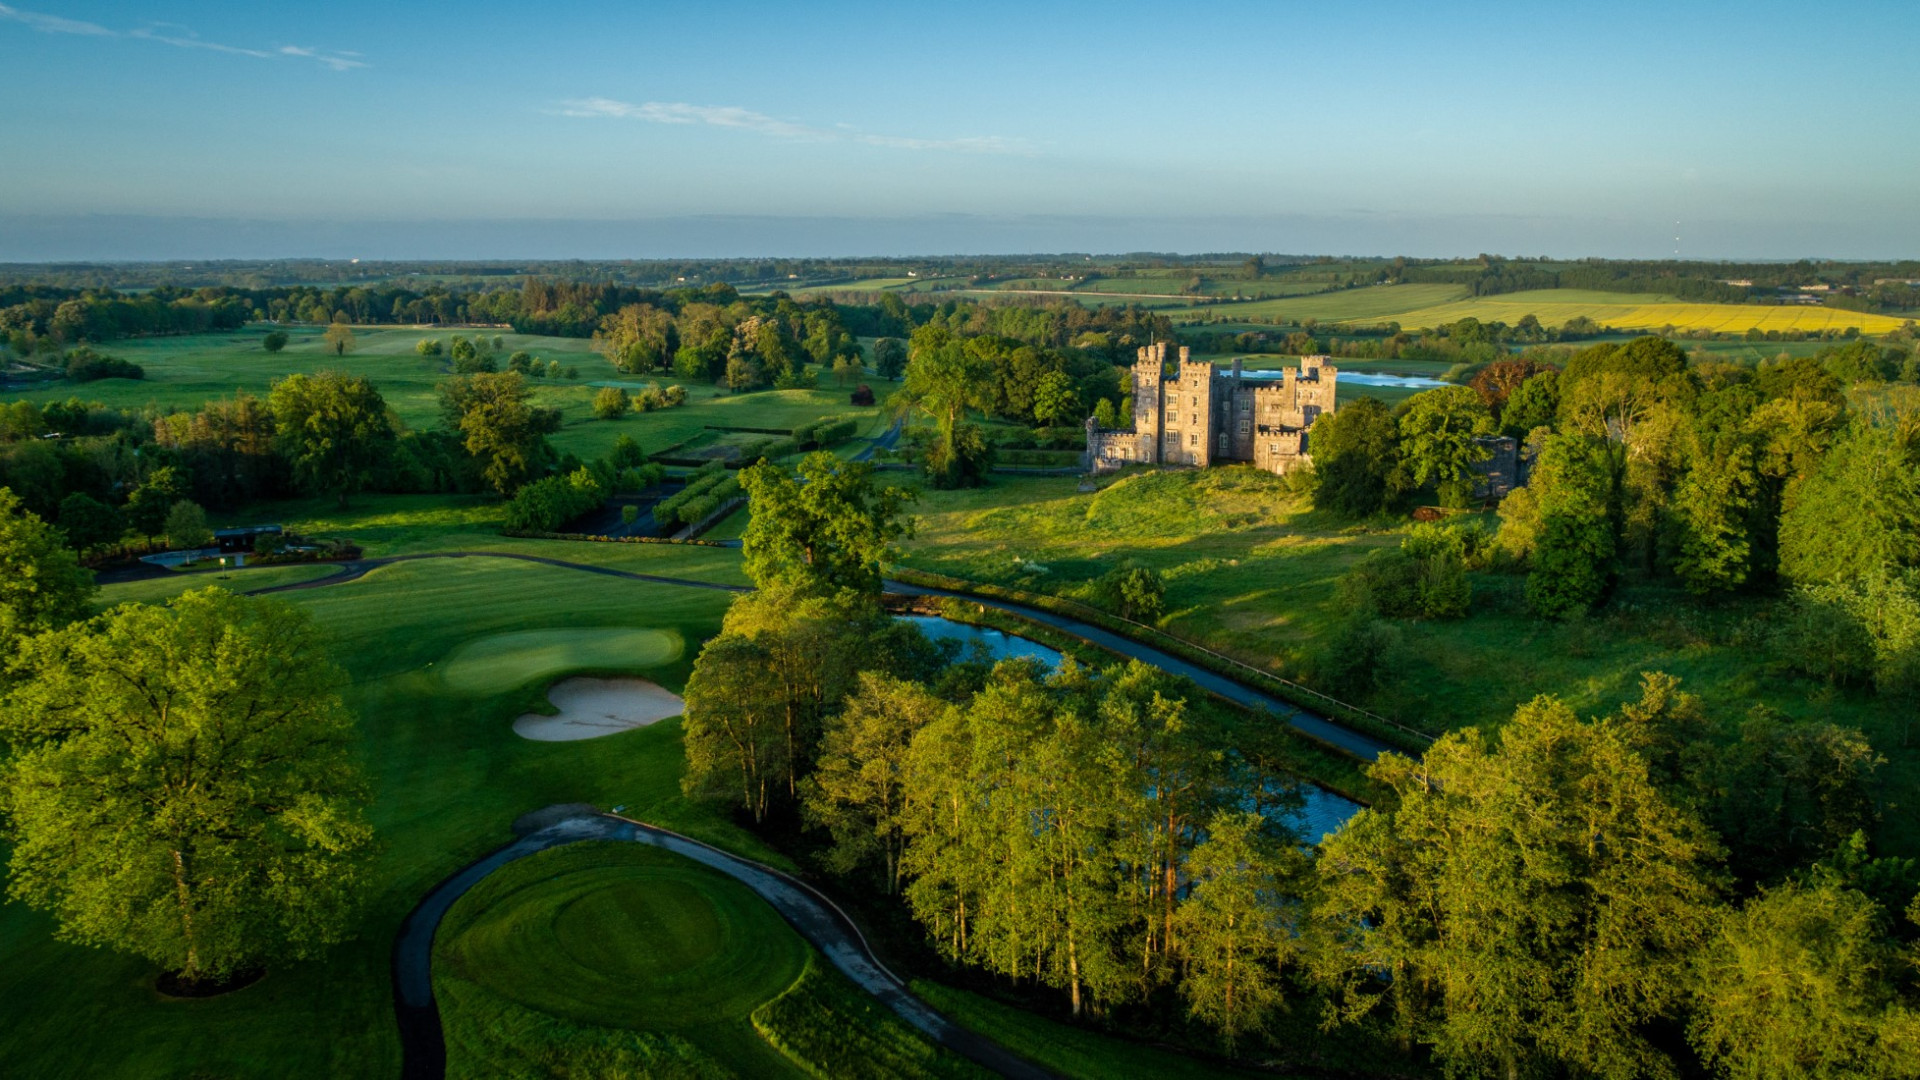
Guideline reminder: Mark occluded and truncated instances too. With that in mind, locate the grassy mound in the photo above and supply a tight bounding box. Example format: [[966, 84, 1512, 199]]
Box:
[[438, 842, 809, 1076], [440, 627, 683, 696]]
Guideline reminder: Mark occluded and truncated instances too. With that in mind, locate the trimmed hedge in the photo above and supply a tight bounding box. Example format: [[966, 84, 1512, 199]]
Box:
[[654, 463, 741, 527]]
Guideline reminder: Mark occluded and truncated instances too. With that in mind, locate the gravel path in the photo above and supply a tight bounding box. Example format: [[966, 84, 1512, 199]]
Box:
[[394, 808, 1051, 1080]]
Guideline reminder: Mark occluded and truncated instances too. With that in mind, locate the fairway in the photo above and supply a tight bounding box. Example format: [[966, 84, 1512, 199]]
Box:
[[439, 627, 684, 696]]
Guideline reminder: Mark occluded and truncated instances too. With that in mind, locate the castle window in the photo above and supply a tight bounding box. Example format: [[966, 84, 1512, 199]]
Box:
[[1238, 420, 1250, 434], [1188, 433, 1198, 447], [1218, 435, 1228, 451], [1190, 413, 1198, 425], [1268, 443, 1278, 454], [1190, 395, 1198, 407]]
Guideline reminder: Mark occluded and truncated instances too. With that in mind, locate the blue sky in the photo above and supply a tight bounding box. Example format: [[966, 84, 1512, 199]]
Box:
[[2, 0, 1916, 259]]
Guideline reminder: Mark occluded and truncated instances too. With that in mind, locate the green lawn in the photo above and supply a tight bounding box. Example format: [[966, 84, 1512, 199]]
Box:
[[893, 467, 1919, 854], [0, 553, 758, 1078]]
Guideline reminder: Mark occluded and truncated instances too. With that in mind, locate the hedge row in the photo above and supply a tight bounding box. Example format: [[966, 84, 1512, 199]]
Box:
[[885, 566, 1432, 755], [654, 463, 741, 527]]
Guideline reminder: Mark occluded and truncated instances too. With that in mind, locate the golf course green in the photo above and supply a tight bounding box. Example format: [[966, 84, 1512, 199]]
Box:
[[436, 842, 812, 1077], [439, 627, 684, 696]]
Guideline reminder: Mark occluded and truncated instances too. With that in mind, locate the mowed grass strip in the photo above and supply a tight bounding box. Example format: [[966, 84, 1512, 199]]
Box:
[[439, 627, 682, 697]]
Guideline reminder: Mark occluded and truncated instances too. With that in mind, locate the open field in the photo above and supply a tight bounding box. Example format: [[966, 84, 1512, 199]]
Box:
[[892, 468, 1919, 854], [0, 553, 756, 1077]]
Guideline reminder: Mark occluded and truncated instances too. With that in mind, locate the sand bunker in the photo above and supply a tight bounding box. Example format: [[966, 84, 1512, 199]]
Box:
[[513, 677, 684, 742]]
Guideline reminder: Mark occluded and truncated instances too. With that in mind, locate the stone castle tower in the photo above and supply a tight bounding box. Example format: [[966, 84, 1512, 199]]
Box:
[[1085, 343, 1337, 475]]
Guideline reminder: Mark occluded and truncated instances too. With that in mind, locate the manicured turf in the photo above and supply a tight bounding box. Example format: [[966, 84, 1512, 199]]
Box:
[[0, 553, 761, 1077], [93, 563, 341, 608], [438, 842, 811, 1077], [439, 626, 684, 696]]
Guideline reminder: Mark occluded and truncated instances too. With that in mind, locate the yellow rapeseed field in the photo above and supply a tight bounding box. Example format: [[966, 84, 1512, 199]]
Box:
[[1366, 291, 1911, 335]]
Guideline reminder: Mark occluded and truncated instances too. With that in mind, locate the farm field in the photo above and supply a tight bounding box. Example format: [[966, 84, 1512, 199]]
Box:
[[891, 468, 1918, 855], [1378, 288, 1913, 335], [0, 552, 765, 1078], [1158, 283, 1914, 335]]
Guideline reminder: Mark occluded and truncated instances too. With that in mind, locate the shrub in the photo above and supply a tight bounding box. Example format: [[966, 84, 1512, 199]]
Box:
[[663, 384, 687, 406], [592, 386, 630, 420], [851, 384, 876, 406], [504, 467, 607, 532], [64, 347, 143, 382], [1096, 564, 1165, 622], [1312, 610, 1403, 699], [262, 331, 290, 354], [415, 338, 443, 357]]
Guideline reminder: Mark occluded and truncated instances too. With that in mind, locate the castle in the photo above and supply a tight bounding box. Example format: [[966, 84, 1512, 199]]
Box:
[[1086, 343, 1337, 475], [1084, 342, 1526, 498]]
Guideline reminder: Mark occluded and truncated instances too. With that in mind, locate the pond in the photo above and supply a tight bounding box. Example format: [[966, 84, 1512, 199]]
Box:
[[896, 614, 1066, 668], [897, 614, 1363, 841]]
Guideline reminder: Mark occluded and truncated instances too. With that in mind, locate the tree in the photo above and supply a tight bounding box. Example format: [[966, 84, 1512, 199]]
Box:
[[1520, 434, 1617, 618], [592, 303, 676, 373], [592, 385, 629, 420], [1174, 812, 1297, 1050], [1673, 440, 1756, 595], [1031, 369, 1078, 427], [1397, 386, 1495, 507], [1500, 369, 1560, 436], [740, 452, 913, 595], [268, 371, 398, 507], [262, 331, 289, 354], [1689, 881, 1913, 1080], [1314, 693, 1722, 1080], [1780, 422, 1920, 584], [1096, 564, 1165, 622], [414, 337, 443, 357], [1308, 396, 1403, 517], [803, 671, 943, 893], [439, 372, 557, 494], [872, 337, 907, 380], [901, 329, 994, 488], [125, 465, 189, 536], [681, 633, 785, 823], [321, 321, 356, 356], [0, 589, 373, 984], [56, 492, 122, 551], [163, 500, 213, 550], [0, 487, 95, 648], [831, 353, 865, 389]]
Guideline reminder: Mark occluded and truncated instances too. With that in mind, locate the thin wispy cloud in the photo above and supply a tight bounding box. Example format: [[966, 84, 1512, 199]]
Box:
[[560, 97, 1026, 155], [0, 4, 364, 70]]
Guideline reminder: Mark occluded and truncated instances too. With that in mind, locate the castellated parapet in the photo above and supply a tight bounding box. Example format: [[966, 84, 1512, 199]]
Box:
[[1086, 343, 1337, 475]]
